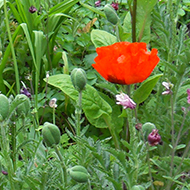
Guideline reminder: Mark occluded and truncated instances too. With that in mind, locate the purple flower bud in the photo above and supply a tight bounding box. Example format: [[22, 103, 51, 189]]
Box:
[[111, 2, 119, 11], [148, 129, 161, 146], [29, 6, 37, 14], [20, 87, 31, 98], [135, 123, 142, 131], [187, 89, 190, 104], [95, 0, 101, 7], [116, 93, 136, 110], [2, 170, 8, 175]]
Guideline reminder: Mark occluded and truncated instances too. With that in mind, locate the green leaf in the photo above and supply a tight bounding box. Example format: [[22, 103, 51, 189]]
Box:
[[49, 0, 79, 15], [45, 74, 112, 128], [133, 74, 163, 104], [91, 29, 117, 48], [80, 2, 105, 17]]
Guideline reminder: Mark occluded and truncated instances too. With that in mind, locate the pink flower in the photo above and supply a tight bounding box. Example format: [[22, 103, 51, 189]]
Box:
[[187, 89, 190, 104], [148, 129, 161, 146], [111, 2, 119, 11], [95, 0, 101, 7], [116, 93, 136, 109]]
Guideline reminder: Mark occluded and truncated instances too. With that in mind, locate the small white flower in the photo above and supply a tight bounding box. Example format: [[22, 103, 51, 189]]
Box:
[[46, 71, 49, 79], [162, 81, 173, 95], [49, 98, 57, 108], [116, 93, 136, 109]]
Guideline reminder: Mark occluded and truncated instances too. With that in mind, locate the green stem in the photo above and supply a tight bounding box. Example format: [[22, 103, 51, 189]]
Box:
[[0, 122, 15, 190], [76, 91, 82, 137], [3, 0, 20, 93], [53, 107, 56, 125], [132, 0, 137, 42], [54, 145, 67, 187], [11, 122, 16, 172]]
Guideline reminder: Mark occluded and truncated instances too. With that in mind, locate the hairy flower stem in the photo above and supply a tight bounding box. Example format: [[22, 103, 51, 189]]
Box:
[[167, 95, 175, 189], [11, 122, 17, 172], [132, 0, 137, 42], [0, 122, 15, 190], [140, 130, 155, 189], [3, 0, 20, 93], [54, 145, 67, 187], [53, 107, 56, 125], [76, 91, 82, 137]]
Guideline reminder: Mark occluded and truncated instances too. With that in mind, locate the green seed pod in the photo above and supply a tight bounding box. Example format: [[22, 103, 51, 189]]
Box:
[[16, 95, 30, 117], [42, 122, 61, 147], [104, 4, 119, 25], [141, 122, 156, 140], [68, 165, 89, 183], [0, 94, 10, 121], [71, 68, 87, 92], [131, 185, 145, 190]]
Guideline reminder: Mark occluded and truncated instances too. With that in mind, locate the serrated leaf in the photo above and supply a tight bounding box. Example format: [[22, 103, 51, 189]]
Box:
[[91, 29, 117, 48], [133, 74, 163, 104]]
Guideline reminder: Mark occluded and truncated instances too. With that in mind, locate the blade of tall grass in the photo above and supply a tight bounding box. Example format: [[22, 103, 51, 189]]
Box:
[[3, 0, 20, 93]]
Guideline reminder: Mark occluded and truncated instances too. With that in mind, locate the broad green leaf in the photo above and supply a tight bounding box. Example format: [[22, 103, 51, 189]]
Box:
[[45, 74, 112, 128], [133, 74, 163, 104], [91, 29, 117, 48]]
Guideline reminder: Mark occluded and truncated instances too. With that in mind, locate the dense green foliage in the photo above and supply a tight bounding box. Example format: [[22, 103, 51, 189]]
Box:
[[1, 0, 190, 189]]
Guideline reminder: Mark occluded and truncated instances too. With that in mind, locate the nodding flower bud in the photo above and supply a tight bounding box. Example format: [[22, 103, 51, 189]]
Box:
[[29, 6, 37, 14], [67, 165, 89, 183], [71, 68, 87, 92], [0, 94, 10, 122], [42, 122, 61, 147], [104, 4, 119, 25], [148, 129, 161, 146]]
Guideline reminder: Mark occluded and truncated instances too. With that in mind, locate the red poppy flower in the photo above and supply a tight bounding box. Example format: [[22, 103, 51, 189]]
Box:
[[92, 42, 160, 85]]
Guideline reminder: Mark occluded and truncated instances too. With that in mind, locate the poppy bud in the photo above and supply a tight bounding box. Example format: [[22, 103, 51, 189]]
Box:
[[67, 165, 89, 183], [0, 94, 10, 122], [141, 122, 156, 140], [148, 129, 161, 146], [104, 4, 119, 25], [71, 68, 87, 92], [42, 122, 61, 147], [131, 185, 145, 190], [16, 94, 30, 117]]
